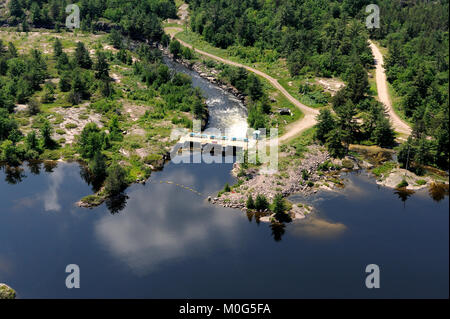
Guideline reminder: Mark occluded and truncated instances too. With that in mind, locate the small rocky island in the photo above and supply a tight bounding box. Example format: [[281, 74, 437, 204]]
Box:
[[0, 283, 16, 299]]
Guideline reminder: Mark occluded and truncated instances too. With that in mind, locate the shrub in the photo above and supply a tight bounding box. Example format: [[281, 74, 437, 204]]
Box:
[[65, 123, 77, 129], [302, 169, 309, 180], [28, 98, 41, 115], [396, 179, 409, 189], [246, 195, 255, 209], [416, 179, 427, 186]]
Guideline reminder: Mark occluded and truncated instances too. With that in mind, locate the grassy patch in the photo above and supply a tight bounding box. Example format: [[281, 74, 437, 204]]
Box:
[[372, 161, 396, 178], [396, 179, 409, 188]]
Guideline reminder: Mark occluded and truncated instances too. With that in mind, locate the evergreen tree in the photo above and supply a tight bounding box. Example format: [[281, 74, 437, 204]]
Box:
[[326, 129, 347, 158], [89, 151, 107, 183], [74, 42, 92, 69], [315, 108, 336, 143], [26, 131, 39, 151], [8, 0, 23, 18], [94, 51, 110, 80], [40, 120, 54, 148], [169, 40, 181, 59], [246, 195, 255, 209], [272, 194, 291, 222], [255, 194, 269, 212], [53, 38, 63, 58], [108, 29, 123, 49], [105, 162, 127, 196]]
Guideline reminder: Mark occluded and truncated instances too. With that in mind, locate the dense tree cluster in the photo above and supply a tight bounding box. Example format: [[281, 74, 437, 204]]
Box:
[[133, 43, 207, 121], [188, 0, 373, 78], [6, 0, 177, 41], [0, 41, 48, 105], [371, 0, 449, 170], [315, 60, 396, 157], [216, 64, 269, 129]]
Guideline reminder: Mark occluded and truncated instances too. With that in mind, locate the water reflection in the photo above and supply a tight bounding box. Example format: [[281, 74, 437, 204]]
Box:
[[1, 165, 25, 184], [270, 223, 286, 242], [290, 216, 347, 239], [27, 161, 41, 175], [79, 164, 104, 193], [105, 193, 129, 214], [94, 170, 242, 274], [0, 162, 448, 298], [42, 165, 64, 211], [43, 160, 58, 173], [429, 183, 449, 202], [394, 188, 415, 206]]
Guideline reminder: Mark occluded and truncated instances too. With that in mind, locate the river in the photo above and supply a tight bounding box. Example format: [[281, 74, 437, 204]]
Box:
[[0, 59, 448, 298]]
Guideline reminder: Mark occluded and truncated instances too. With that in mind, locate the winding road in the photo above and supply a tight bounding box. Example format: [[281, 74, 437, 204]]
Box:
[[369, 41, 412, 137], [165, 5, 411, 143], [166, 26, 318, 143]]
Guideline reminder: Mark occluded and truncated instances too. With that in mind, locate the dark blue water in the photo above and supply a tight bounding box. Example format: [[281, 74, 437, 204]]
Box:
[[0, 162, 448, 298], [0, 58, 447, 299]]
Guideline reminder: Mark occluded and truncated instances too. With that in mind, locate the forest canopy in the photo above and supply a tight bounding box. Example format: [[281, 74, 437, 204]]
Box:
[[5, 0, 177, 41]]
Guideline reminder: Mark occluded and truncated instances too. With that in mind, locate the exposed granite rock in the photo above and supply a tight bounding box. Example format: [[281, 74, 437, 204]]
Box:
[[0, 283, 16, 299]]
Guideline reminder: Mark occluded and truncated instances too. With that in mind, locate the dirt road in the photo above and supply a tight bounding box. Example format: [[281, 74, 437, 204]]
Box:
[[369, 41, 412, 136], [166, 6, 410, 143], [166, 27, 319, 143]]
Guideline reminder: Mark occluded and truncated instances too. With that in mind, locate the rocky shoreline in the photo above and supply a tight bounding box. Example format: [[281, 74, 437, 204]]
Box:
[[208, 145, 335, 221], [158, 44, 248, 105]]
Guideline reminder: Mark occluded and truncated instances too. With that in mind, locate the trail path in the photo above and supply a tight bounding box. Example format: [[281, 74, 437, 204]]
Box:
[[166, 27, 319, 143], [165, 4, 411, 144], [369, 41, 412, 137]]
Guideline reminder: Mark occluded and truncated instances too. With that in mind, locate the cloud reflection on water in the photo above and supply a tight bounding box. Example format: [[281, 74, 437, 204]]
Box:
[[95, 170, 242, 275], [42, 166, 64, 212]]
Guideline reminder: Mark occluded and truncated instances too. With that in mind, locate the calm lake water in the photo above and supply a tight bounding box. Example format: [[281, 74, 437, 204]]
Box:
[[0, 162, 448, 298], [0, 58, 448, 299]]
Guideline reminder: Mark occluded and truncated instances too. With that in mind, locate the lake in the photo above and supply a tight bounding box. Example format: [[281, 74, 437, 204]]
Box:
[[0, 162, 447, 298], [0, 58, 447, 299]]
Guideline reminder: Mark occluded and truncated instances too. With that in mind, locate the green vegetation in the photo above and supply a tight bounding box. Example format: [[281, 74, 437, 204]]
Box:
[[104, 162, 127, 196], [186, 0, 398, 158], [416, 179, 427, 186], [246, 194, 255, 209], [0, 284, 16, 299], [223, 183, 231, 193], [6, 0, 176, 41], [254, 194, 269, 212], [272, 193, 291, 223], [188, 0, 372, 79], [314, 61, 396, 157], [396, 179, 409, 189], [371, 1, 449, 171], [216, 64, 268, 129], [372, 161, 396, 178], [0, 8, 209, 204]]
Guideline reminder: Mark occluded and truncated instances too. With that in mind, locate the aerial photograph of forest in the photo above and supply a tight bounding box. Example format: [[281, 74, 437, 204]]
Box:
[[0, 0, 448, 307]]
